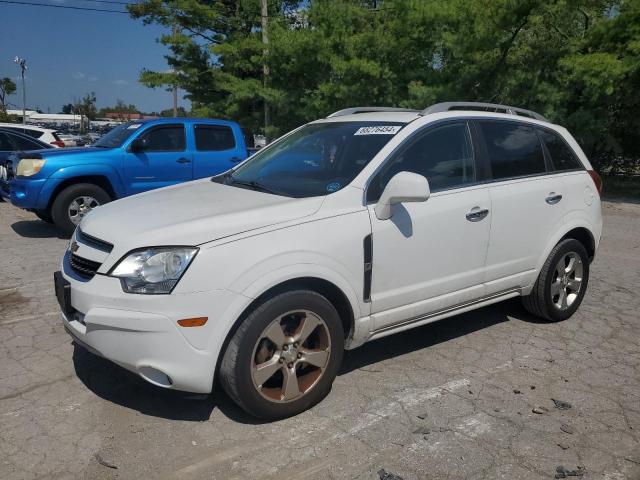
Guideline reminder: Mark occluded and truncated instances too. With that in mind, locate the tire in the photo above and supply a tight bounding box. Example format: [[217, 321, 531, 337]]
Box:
[[522, 239, 590, 322], [51, 183, 111, 236], [220, 290, 345, 420], [34, 209, 54, 223]]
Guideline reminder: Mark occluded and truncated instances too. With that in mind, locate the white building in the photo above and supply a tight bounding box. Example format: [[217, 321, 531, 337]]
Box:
[[6, 109, 87, 127]]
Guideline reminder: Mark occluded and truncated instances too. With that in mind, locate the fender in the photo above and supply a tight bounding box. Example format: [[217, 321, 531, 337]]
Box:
[[39, 163, 127, 207], [204, 257, 366, 354], [528, 211, 599, 294]]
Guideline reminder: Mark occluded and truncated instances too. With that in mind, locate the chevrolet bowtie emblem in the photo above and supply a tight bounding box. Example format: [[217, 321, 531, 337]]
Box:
[[70, 241, 79, 253]]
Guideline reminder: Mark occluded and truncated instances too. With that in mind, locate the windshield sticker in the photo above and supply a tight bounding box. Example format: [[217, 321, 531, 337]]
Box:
[[354, 125, 401, 136], [326, 182, 341, 193], [127, 124, 142, 129]]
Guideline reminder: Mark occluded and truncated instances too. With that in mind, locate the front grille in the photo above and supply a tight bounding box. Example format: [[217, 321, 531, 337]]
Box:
[[77, 229, 113, 253], [69, 253, 101, 279]]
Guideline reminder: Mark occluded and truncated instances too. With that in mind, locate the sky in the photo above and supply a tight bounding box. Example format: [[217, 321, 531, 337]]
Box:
[[1, 0, 191, 114]]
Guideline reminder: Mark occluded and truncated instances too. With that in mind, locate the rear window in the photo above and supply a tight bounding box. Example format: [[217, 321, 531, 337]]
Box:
[[4, 126, 42, 139], [194, 125, 236, 151], [538, 129, 582, 171], [10, 134, 45, 151], [479, 121, 546, 180]]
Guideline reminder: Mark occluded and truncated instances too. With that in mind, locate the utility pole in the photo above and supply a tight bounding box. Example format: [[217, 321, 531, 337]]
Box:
[[13, 56, 27, 124], [172, 25, 179, 117], [261, 0, 269, 142]]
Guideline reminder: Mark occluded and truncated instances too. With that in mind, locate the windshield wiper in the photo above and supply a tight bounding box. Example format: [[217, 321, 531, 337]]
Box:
[[228, 176, 288, 197]]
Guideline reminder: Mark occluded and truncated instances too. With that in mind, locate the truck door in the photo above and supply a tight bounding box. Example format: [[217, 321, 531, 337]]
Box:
[[123, 123, 193, 195], [192, 123, 244, 178]]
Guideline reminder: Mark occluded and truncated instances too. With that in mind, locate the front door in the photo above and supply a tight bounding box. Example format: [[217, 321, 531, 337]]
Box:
[[366, 122, 491, 331], [124, 123, 192, 195]]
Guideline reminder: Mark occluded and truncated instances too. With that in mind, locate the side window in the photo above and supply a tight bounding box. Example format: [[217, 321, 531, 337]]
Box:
[[367, 122, 474, 202], [479, 121, 546, 180], [0, 133, 14, 151], [194, 125, 236, 151], [10, 135, 44, 151], [139, 125, 185, 152], [538, 129, 582, 171]]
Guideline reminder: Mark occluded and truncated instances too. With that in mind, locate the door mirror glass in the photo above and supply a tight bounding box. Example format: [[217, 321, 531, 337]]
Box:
[[374, 171, 430, 220]]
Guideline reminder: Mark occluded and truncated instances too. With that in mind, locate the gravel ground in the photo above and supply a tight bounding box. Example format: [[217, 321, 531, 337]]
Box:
[[1, 199, 639, 480]]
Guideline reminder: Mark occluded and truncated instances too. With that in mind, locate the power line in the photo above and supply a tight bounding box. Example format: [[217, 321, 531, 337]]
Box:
[[0, 0, 129, 13]]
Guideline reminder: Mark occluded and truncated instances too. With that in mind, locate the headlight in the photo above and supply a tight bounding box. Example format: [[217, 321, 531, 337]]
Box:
[[110, 247, 198, 294], [16, 159, 46, 177]]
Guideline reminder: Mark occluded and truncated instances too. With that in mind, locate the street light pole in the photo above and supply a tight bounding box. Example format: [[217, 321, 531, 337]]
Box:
[[13, 56, 27, 125]]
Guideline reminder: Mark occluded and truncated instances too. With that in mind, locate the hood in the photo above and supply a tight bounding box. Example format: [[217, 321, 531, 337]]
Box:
[[31, 146, 105, 158], [80, 178, 324, 250]]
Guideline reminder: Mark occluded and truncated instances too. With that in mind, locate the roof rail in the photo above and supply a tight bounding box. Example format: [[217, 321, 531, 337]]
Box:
[[421, 102, 548, 122], [327, 107, 420, 118]]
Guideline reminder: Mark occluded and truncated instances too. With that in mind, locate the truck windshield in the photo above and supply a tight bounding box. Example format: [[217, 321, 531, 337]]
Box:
[[226, 122, 404, 198], [94, 122, 143, 148]]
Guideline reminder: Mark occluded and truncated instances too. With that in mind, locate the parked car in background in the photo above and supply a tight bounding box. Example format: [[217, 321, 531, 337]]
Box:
[[55, 103, 603, 420], [0, 123, 65, 148], [3, 118, 248, 234], [57, 133, 86, 147], [0, 129, 53, 205]]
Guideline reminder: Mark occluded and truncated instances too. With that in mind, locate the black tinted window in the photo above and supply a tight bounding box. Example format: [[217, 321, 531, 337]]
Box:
[[195, 125, 236, 151], [480, 121, 546, 179], [10, 134, 44, 150], [368, 122, 474, 201], [0, 133, 13, 151], [538, 129, 582, 171], [140, 125, 185, 152], [4, 127, 41, 139]]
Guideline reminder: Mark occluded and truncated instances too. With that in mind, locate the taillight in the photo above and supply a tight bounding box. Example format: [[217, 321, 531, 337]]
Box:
[[50, 140, 65, 148], [588, 170, 603, 197]]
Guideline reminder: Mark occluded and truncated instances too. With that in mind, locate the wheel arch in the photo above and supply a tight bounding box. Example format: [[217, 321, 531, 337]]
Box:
[[213, 276, 356, 389], [46, 175, 116, 209], [560, 227, 595, 261]]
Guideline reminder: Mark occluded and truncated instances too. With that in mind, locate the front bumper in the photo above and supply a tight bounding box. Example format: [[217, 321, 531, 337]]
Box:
[[59, 256, 242, 394]]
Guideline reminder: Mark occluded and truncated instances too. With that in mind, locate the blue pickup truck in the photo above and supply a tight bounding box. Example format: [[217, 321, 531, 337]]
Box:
[[0, 118, 248, 234]]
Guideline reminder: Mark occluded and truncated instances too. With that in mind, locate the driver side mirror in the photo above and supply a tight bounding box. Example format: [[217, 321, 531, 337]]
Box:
[[130, 137, 148, 152], [374, 171, 430, 220]]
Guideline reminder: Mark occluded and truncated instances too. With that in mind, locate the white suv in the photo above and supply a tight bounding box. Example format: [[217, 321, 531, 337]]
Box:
[[55, 102, 603, 419]]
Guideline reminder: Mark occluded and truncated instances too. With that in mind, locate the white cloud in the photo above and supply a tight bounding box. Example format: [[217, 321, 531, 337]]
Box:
[[72, 71, 85, 80], [113, 79, 129, 85], [88, 76, 98, 82]]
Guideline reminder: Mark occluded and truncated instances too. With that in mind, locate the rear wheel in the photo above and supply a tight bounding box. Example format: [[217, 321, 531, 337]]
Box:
[[220, 290, 344, 420], [522, 239, 590, 322], [51, 183, 111, 236]]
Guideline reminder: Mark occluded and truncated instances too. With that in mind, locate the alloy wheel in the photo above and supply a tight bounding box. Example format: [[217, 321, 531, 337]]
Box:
[[551, 252, 583, 310], [68, 196, 100, 225], [251, 310, 331, 403]]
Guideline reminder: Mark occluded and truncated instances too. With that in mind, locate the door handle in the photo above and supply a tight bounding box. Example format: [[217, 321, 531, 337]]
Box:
[[176, 157, 191, 164], [229, 156, 242, 163], [466, 207, 489, 222], [545, 193, 563, 205]]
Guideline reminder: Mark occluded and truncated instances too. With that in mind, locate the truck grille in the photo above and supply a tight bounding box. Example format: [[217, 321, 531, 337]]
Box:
[[69, 253, 101, 279]]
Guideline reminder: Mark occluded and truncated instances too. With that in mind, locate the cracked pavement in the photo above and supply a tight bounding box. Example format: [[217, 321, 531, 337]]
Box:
[[1, 199, 639, 479]]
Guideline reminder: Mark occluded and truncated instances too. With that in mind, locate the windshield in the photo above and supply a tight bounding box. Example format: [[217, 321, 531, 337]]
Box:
[[93, 122, 143, 148], [227, 122, 404, 198]]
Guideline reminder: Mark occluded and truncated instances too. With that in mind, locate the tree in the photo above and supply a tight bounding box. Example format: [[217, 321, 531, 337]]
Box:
[[129, 0, 636, 171], [0, 77, 17, 112], [61, 103, 74, 115]]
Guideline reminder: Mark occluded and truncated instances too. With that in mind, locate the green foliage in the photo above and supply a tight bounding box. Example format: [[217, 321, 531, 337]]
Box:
[[0, 77, 17, 112], [129, 0, 638, 170]]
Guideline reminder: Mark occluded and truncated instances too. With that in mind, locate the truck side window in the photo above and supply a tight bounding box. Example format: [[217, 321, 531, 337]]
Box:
[[194, 125, 236, 151], [140, 125, 186, 152]]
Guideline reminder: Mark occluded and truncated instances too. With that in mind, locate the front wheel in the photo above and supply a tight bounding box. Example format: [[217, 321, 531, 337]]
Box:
[[219, 290, 344, 420], [522, 238, 590, 322], [51, 183, 111, 236], [34, 209, 54, 223]]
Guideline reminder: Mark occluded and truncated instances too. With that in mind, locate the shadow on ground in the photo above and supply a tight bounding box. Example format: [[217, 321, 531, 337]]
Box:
[[71, 298, 537, 424], [11, 220, 67, 239]]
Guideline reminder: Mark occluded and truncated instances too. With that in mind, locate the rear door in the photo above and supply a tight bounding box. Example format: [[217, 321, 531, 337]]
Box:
[[476, 120, 566, 295], [123, 123, 192, 195], [192, 123, 243, 178]]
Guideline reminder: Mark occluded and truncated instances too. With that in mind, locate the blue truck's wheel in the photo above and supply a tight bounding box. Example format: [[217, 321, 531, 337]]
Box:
[[34, 209, 54, 223], [51, 183, 111, 236]]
